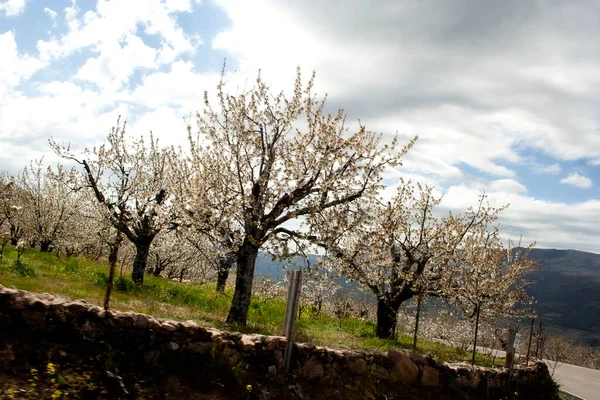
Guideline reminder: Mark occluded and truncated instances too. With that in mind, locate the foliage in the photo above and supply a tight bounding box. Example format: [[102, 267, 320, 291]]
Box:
[[14, 160, 83, 253], [50, 118, 174, 286], [311, 180, 504, 338], [12, 259, 36, 277], [175, 66, 416, 324]]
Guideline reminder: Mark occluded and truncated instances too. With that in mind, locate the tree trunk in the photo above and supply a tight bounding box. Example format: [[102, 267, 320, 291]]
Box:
[[216, 255, 233, 293], [39, 240, 51, 252], [226, 241, 259, 325], [132, 241, 151, 287], [376, 298, 400, 339]]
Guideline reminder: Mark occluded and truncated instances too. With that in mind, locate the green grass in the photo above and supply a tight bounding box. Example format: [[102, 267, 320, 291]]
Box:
[[0, 245, 502, 367]]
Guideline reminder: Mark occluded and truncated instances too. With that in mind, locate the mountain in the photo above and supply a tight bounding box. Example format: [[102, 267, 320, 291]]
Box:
[[525, 249, 600, 347], [253, 248, 600, 347]]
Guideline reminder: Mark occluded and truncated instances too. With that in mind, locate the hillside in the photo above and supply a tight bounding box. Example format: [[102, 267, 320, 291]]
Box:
[[253, 249, 600, 347], [525, 249, 600, 346]]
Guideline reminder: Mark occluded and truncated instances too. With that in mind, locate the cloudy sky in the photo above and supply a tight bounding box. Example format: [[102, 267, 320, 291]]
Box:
[[1, 0, 600, 252]]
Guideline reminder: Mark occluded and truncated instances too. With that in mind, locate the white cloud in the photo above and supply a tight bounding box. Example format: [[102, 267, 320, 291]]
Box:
[[488, 179, 527, 194], [43, 7, 57, 26], [0, 31, 44, 99], [37, 0, 200, 66], [560, 173, 593, 189], [132, 60, 221, 109], [0, 0, 26, 16], [211, 1, 600, 177], [441, 184, 600, 252], [532, 163, 561, 174], [75, 33, 158, 90], [128, 106, 189, 148]]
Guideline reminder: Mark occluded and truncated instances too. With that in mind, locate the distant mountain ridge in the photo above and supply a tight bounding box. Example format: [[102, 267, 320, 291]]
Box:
[[525, 248, 600, 346], [253, 248, 600, 347]]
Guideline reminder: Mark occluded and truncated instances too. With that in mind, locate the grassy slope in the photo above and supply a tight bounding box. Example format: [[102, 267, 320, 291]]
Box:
[[0, 246, 501, 367]]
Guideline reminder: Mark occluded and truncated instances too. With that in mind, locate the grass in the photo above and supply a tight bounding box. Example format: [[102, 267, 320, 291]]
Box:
[[0, 245, 503, 367]]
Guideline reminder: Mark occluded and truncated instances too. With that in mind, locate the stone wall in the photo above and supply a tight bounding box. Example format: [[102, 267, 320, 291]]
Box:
[[0, 285, 558, 399]]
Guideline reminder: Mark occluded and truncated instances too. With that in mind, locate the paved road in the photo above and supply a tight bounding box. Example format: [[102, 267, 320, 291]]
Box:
[[552, 361, 600, 400], [476, 346, 600, 400]]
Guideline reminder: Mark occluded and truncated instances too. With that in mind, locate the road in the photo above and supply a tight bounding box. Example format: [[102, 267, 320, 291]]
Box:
[[476, 346, 600, 400], [552, 361, 600, 400]]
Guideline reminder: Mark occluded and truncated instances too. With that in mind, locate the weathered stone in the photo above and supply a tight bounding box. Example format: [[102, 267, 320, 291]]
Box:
[[372, 365, 390, 380], [454, 367, 481, 389], [185, 342, 213, 354], [13, 297, 30, 310], [268, 365, 277, 374], [346, 358, 367, 375], [64, 301, 89, 318], [114, 313, 135, 328], [167, 342, 180, 351], [421, 366, 440, 386], [300, 342, 316, 350], [239, 335, 255, 351], [181, 319, 199, 328], [224, 331, 242, 341], [144, 350, 160, 365], [147, 317, 162, 330], [134, 314, 149, 328], [298, 356, 324, 380], [161, 322, 177, 332], [274, 349, 284, 370], [388, 350, 419, 384], [265, 337, 279, 351]]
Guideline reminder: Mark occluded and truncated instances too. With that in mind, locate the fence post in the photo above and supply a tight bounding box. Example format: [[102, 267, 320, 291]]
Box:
[[282, 270, 302, 372], [526, 318, 534, 365], [505, 327, 516, 372]]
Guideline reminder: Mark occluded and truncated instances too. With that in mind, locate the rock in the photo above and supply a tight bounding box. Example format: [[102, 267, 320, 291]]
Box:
[[346, 358, 367, 375], [274, 349, 284, 370], [239, 335, 255, 351], [161, 322, 177, 332], [167, 342, 180, 351], [64, 301, 90, 319], [144, 350, 160, 365], [134, 314, 149, 329], [300, 342, 316, 350], [454, 368, 481, 389], [181, 320, 198, 328], [147, 317, 162, 331], [185, 342, 213, 354], [268, 365, 277, 374], [421, 366, 440, 386], [372, 364, 390, 380], [13, 297, 29, 310], [388, 350, 419, 384], [265, 337, 279, 351], [113, 313, 135, 328], [298, 356, 324, 380]]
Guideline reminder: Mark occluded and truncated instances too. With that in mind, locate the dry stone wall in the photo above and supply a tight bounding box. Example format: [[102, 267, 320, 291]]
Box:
[[0, 285, 558, 399]]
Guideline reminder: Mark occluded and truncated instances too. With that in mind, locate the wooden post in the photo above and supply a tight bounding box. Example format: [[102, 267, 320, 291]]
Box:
[[282, 270, 302, 372], [471, 302, 481, 366], [412, 294, 422, 351], [526, 318, 534, 365], [534, 320, 543, 359], [505, 327, 516, 372]]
